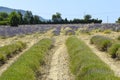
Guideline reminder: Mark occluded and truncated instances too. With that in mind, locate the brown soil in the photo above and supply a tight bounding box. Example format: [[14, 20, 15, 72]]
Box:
[[38, 35, 74, 80]]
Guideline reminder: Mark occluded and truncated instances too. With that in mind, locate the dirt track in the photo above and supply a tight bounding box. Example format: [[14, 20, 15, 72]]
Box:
[[38, 36, 74, 80]]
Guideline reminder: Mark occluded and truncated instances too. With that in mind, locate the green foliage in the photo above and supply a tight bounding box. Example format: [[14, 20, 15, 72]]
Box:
[[17, 11, 23, 24], [52, 12, 62, 22], [116, 48, 120, 59], [103, 29, 111, 34], [33, 15, 41, 24], [66, 36, 120, 80], [0, 21, 9, 25], [0, 11, 42, 25], [117, 36, 120, 40], [24, 11, 34, 24], [90, 35, 112, 51], [0, 38, 52, 80], [116, 17, 120, 23], [0, 11, 102, 25], [84, 14, 92, 21], [0, 54, 5, 65], [0, 16, 3, 21], [0, 12, 8, 19], [108, 43, 120, 58], [9, 11, 19, 26], [0, 41, 26, 65]]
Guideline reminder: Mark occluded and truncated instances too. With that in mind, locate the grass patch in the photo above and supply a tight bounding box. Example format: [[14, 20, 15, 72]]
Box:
[[0, 38, 52, 80], [66, 36, 120, 80]]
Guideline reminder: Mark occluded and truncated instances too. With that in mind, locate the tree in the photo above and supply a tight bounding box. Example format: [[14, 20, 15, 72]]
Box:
[[56, 12, 62, 19], [84, 14, 92, 21], [9, 12, 19, 26], [33, 15, 40, 24], [52, 12, 62, 22], [24, 11, 34, 24], [64, 18, 68, 23], [17, 11, 23, 24], [0, 12, 8, 19], [116, 17, 120, 23], [0, 16, 3, 21]]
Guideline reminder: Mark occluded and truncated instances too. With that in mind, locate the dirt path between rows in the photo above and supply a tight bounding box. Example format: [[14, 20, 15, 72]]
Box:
[[46, 36, 73, 80], [46, 44, 71, 80], [39, 36, 74, 80], [78, 35, 120, 77]]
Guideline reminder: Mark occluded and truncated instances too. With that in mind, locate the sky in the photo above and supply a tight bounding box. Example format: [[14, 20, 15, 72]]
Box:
[[0, 0, 120, 23]]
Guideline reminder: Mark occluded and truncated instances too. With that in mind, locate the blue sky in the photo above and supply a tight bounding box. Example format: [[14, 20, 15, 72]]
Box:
[[0, 0, 120, 23]]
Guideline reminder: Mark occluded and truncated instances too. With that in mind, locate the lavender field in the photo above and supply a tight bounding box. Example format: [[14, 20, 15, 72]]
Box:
[[0, 24, 120, 80], [0, 24, 120, 37]]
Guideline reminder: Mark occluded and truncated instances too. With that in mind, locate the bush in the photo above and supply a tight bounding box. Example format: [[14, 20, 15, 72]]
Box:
[[0, 38, 52, 80], [66, 36, 120, 80], [0, 54, 5, 65], [0, 21, 9, 25], [108, 43, 120, 58], [118, 36, 120, 40], [90, 35, 112, 51], [0, 41, 26, 65], [65, 30, 75, 35], [116, 48, 120, 59], [103, 29, 111, 34]]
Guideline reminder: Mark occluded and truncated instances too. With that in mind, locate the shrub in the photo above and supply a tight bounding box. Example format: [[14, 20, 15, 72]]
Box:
[[0, 38, 52, 80], [65, 30, 75, 35], [118, 36, 120, 40], [66, 36, 120, 80], [90, 35, 112, 51], [0, 21, 9, 25], [0, 54, 5, 65], [108, 43, 120, 58], [0, 41, 26, 65], [116, 48, 120, 59], [103, 29, 111, 34], [80, 29, 91, 35]]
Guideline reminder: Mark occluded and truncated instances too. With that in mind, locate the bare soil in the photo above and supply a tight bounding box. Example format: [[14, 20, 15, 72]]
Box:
[[38, 36, 74, 80]]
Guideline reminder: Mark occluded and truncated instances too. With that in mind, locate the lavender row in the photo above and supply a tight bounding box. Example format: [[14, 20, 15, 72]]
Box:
[[0, 24, 120, 37], [0, 25, 55, 37]]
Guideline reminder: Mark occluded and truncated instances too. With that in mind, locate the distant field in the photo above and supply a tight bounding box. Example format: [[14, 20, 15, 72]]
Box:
[[0, 24, 120, 37]]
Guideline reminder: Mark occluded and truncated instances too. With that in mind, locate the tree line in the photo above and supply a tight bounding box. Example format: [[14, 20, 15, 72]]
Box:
[[0, 11, 41, 26], [0, 11, 103, 26], [50, 12, 102, 24]]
